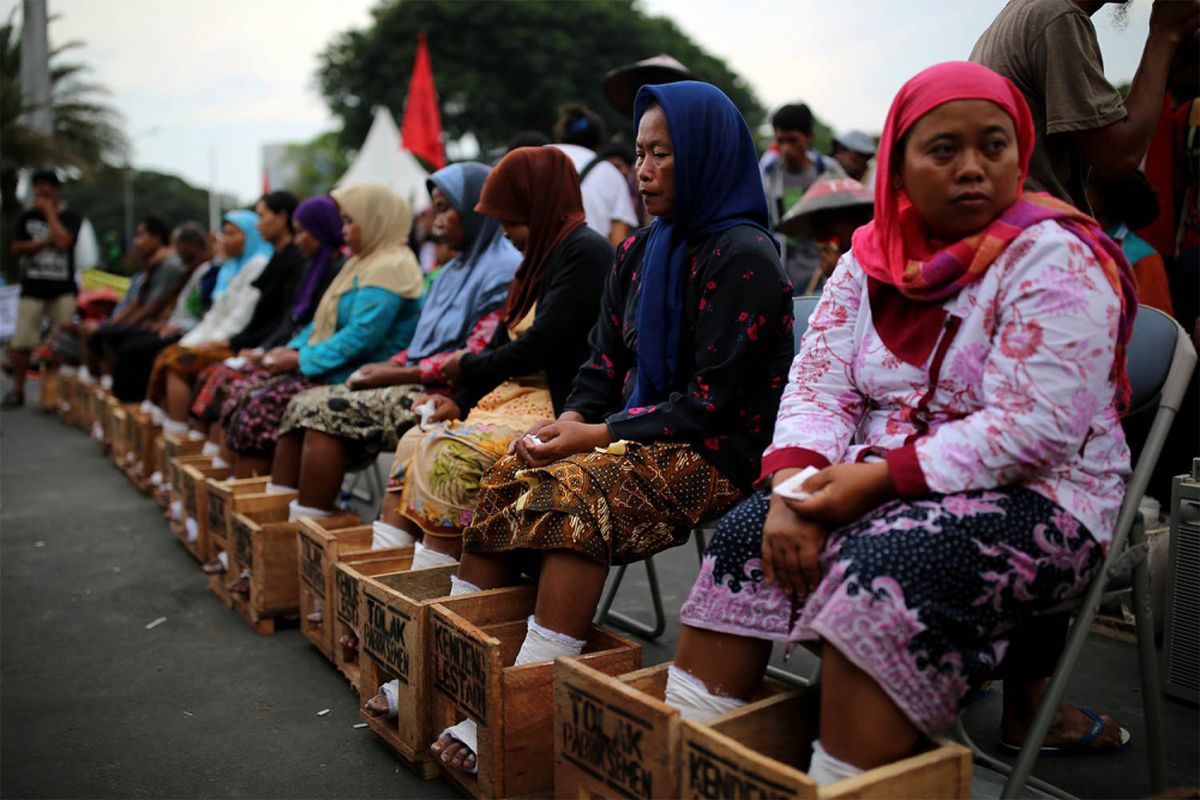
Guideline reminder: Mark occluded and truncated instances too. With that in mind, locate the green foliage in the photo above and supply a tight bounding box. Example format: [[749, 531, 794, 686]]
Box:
[[284, 130, 351, 199], [1, 11, 127, 281], [317, 0, 765, 155], [65, 166, 216, 273]]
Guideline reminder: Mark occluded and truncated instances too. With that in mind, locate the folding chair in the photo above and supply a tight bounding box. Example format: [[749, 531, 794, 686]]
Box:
[[597, 295, 823, 645], [954, 305, 1196, 799]]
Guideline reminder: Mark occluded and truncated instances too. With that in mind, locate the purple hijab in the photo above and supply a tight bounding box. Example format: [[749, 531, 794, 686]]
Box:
[[291, 195, 346, 322]]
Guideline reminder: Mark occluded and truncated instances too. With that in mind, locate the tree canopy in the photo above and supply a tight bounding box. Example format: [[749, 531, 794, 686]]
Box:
[[317, 0, 765, 155]]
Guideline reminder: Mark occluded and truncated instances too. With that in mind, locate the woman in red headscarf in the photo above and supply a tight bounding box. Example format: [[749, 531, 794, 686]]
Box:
[[669, 62, 1138, 782]]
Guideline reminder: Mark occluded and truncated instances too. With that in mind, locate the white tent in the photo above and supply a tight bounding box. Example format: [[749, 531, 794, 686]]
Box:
[[336, 107, 430, 208]]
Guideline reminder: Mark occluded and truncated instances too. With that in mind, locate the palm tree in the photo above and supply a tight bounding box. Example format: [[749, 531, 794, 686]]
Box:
[[1, 10, 127, 280]]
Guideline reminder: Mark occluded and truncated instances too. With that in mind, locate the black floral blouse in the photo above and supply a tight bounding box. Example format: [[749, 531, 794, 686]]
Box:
[[564, 225, 794, 489]]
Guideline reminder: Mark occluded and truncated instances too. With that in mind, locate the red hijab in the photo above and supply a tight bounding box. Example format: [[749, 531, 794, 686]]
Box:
[[475, 147, 586, 326], [850, 62, 1136, 405]]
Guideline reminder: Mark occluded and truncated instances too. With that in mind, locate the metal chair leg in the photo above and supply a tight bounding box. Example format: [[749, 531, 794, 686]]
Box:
[[949, 721, 1076, 800], [1128, 520, 1169, 792], [596, 556, 667, 639]]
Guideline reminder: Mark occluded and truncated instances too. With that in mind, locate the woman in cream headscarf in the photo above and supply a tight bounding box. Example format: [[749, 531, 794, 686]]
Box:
[[216, 182, 424, 482]]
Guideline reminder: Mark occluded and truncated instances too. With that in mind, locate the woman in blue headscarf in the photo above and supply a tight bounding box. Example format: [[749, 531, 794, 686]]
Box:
[[145, 209, 274, 416], [265, 162, 521, 513], [429, 82, 795, 775]]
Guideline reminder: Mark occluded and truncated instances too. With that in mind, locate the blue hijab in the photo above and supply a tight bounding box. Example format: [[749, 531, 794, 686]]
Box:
[[404, 162, 521, 360], [627, 81, 776, 408], [214, 209, 272, 300]]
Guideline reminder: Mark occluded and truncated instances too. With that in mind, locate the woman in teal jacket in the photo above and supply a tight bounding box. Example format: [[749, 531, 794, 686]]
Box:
[[220, 182, 424, 476]]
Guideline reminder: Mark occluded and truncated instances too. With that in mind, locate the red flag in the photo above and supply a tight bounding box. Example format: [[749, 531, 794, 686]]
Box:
[[401, 32, 446, 169]]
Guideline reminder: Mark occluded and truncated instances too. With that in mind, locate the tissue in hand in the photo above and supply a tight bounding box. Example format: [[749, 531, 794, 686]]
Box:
[[414, 400, 436, 427], [771, 465, 820, 502]]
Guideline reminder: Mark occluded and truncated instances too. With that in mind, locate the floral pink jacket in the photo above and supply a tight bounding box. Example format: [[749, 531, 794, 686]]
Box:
[[763, 220, 1130, 545]]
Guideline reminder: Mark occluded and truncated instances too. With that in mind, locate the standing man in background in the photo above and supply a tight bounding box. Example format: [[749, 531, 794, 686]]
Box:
[[4, 169, 82, 408], [971, 0, 1200, 212]]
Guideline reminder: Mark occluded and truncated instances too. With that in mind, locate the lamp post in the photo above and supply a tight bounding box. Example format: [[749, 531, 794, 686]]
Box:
[[122, 126, 161, 252]]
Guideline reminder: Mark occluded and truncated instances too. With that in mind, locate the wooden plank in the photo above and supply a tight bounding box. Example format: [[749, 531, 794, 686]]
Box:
[[39, 367, 60, 411], [679, 690, 972, 800], [331, 551, 414, 686], [294, 514, 365, 660], [226, 504, 301, 631], [429, 595, 642, 799]]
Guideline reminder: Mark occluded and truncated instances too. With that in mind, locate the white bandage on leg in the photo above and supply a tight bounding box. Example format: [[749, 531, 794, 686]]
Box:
[[411, 541, 458, 570], [449, 575, 480, 596], [217, 551, 228, 570], [265, 482, 294, 495], [169, 499, 183, 521], [288, 500, 332, 523], [664, 665, 748, 724], [380, 679, 399, 718], [371, 520, 416, 550], [184, 517, 198, 543], [186, 430, 206, 441], [162, 419, 189, 435], [149, 471, 163, 488], [201, 441, 220, 457], [91, 421, 104, 441], [211, 456, 231, 470], [807, 740, 864, 787], [100, 375, 113, 390], [515, 616, 586, 666], [440, 719, 480, 775]]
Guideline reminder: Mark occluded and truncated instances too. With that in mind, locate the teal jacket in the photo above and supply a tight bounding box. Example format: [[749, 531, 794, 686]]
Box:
[[288, 280, 423, 383]]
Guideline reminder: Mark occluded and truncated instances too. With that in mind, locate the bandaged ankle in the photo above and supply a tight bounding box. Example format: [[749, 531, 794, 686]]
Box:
[[201, 441, 220, 457], [162, 419, 189, 435], [515, 616, 586, 666], [185, 517, 198, 543], [187, 429, 206, 441], [169, 499, 183, 521], [380, 679, 399, 717], [212, 456, 231, 470], [265, 481, 294, 495], [449, 575, 479, 596], [664, 665, 747, 724], [440, 719, 480, 774], [217, 551, 228, 570], [372, 520, 416, 550], [807, 740, 864, 787], [288, 500, 332, 523], [100, 375, 113, 390], [412, 541, 458, 570]]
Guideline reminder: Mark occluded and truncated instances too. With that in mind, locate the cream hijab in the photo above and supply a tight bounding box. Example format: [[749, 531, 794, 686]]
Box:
[[308, 182, 423, 343]]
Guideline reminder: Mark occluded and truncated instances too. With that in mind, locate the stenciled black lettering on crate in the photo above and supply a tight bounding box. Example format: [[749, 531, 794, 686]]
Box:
[[234, 519, 254, 569], [299, 535, 324, 597], [208, 492, 226, 537], [364, 592, 411, 683], [432, 615, 488, 721], [336, 569, 359, 627], [684, 740, 795, 800], [560, 682, 655, 799]]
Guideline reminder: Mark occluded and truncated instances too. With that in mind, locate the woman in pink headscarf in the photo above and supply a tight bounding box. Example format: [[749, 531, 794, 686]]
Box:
[[666, 62, 1138, 782]]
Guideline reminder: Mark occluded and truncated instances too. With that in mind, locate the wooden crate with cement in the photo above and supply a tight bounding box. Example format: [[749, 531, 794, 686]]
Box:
[[429, 594, 643, 798], [331, 550, 414, 687], [206, 488, 294, 608], [177, 460, 231, 561], [228, 503, 301, 634], [678, 690, 972, 800], [293, 513, 370, 660], [38, 366, 60, 412], [357, 570, 533, 779]]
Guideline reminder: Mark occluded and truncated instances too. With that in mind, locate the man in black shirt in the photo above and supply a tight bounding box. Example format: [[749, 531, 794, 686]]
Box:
[[5, 169, 83, 407]]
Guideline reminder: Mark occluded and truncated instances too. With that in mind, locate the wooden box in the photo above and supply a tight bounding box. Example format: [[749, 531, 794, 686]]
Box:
[[162, 430, 203, 467], [152, 435, 169, 507], [429, 594, 643, 798], [167, 453, 209, 538], [100, 394, 120, 444], [205, 487, 294, 609], [124, 409, 160, 490], [357, 569, 533, 779], [110, 404, 133, 467], [77, 382, 95, 431], [331, 550, 415, 687], [554, 660, 790, 800], [228, 502, 302, 634], [678, 691, 972, 799], [88, 386, 107, 433], [178, 461, 233, 560], [38, 366, 60, 412], [57, 373, 80, 425], [294, 513, 374, 660]]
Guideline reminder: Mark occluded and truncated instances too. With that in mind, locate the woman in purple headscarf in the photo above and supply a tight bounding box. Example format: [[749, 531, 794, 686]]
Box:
[[185, 195, 345, 474]]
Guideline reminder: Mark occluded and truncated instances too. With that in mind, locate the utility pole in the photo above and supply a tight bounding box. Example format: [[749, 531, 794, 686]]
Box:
[[19, 0, 53, 138]]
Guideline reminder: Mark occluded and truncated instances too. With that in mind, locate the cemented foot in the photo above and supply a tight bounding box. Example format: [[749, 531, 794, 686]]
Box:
[[338, 632, 359, 651], [363, 691, 390, 716], [431, 733, 477, 772]]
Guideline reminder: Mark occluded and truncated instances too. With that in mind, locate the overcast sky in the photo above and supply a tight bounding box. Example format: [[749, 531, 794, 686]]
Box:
[[9, 0, 1153, 204]]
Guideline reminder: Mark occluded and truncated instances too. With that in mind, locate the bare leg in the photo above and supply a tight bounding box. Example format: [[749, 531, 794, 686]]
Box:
[[457, 550, 521, 591], [423, 535, 462, 560], [209, 421, 224, 445], [191, 419, 209, 437], [1001, 679, 1124, 749], [165, 372, 192, 422], [235, 454, 271, 478], [674, 625, 772, 700], [297, 430, 345, 511], [819, 642, 920, 769], [532, 550, 608, 640], [6, 348, 30, 398], [271, 431, 303, 488]]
